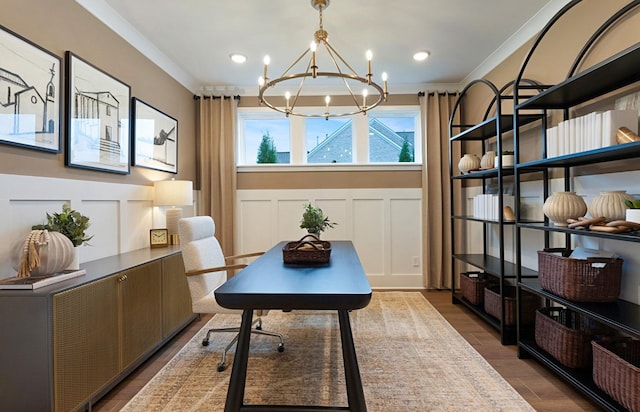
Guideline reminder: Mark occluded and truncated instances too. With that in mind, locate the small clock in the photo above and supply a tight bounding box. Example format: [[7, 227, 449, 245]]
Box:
[[150, 229, 169, 248]]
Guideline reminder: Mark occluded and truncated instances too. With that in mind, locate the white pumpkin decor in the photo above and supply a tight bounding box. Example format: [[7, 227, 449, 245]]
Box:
[[458, 154, 480, 174], [10, 230, 75, 277], [542, 191, 587, 227], [588, 190, 635, 222], [480, 151, 496, 169]]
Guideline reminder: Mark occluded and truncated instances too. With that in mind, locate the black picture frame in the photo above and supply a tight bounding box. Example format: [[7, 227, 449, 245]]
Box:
[[132, 97, 178, 173], [0, 25, 62, 153], [65, 51, 131, 174]]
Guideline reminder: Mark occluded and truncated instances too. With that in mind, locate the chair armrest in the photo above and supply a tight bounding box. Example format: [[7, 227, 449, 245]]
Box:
[[185, 263, 248, 277], [225, 251, 264, 262]]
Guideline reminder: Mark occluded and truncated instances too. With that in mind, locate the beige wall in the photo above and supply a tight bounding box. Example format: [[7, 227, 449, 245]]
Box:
[[0, 0, 196, 186]]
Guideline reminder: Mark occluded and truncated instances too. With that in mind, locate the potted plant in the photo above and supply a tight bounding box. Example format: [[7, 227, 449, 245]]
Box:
[[299, 203, 337, 238], [32, 204, 92, 270], [495, 150, 514, 167], [625, 198, 640, 223]]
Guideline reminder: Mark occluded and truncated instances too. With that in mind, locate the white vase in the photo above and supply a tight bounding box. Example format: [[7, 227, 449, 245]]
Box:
[[480, 151, 496, 169], [10, 231, 75, 276], [588, 190, 635, 222], [495, 154, 514, 167], [66, 246, 81, 270], [626, 209, 640, 224], [543, 191, 587, 227], [458, 154, 480, 174]]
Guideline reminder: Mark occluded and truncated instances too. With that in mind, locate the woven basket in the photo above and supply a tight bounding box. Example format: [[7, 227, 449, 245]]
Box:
[[282, 234, 331, 265], [535, 307, 611, 369], [593, 338, 640, 412], [460, 271, 488, 305], [484, 284, 540, 326], [537, 249, 623, 302]]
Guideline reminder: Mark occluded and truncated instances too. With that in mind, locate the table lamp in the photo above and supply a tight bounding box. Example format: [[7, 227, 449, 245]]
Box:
[[154, 179, 193, 244]]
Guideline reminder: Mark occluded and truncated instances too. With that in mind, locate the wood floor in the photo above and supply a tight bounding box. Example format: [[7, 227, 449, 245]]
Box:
[[94, 290, 599, 411]]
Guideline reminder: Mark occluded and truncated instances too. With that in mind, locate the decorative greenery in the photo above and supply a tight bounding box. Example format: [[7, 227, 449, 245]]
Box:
[[501, 150, 514, 155], [299, 203, 337, 236], [625, 199, 640, 209], [257, 131, 278, 163], [32, 204, 92, 247]]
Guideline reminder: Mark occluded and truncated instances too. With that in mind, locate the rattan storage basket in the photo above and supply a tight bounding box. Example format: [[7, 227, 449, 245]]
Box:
[[460, 271, 489, 305], [535, 307, 611, 369], [484, 284, 540, 326], [282, 234, 331, 265], [537, 249, 623, 302], [593, 337, 640, 412]]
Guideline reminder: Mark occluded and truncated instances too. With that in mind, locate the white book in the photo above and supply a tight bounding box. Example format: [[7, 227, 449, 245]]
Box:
[[546, 126, 556, 158], [601, 109, 638, 147], [593, 112, 602, 150], [568, 117, 576, 154], [0, 269, 86, 290]]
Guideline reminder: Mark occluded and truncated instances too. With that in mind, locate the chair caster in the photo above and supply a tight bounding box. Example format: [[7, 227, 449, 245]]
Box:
[[278, 343, 285, 352], [202, 338, 209, 347], [217, 363, 226, 372]]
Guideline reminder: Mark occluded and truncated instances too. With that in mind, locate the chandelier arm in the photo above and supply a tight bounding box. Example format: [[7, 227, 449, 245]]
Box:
[[323, 41, 360, 77], [279, 48, 312, 78], [289, 65, 311, 114], [321, 43, 365, 110]]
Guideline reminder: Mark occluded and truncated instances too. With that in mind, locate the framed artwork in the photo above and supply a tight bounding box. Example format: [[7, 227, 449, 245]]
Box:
[[132, 98, 178, 173], [65, 51, 131, 174], [0, 25, 62, 153]]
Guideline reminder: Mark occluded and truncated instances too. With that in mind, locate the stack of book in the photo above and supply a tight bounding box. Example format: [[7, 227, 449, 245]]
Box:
[[0, 269, 86, 290], [473, 195, 514, 221]]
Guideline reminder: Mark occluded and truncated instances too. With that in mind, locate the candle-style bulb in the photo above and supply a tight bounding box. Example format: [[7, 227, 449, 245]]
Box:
[[366, 50, 373, 84], [362, 89, 368, 108], [285, 91, 291, 112], [263, 55, 270, 80]]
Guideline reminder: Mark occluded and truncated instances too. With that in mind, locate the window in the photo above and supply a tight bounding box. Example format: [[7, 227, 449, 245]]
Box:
[[306, 118, 352, 163], [237, 106, 420, 166]]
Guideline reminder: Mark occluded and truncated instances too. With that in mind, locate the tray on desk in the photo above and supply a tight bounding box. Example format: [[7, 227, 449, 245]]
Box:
[[282, 235, 331, 265]]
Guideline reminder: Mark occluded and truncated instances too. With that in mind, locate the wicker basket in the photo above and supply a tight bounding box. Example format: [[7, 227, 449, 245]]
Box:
[[484, 284, 540, 326], [282, 234, 331, 265], [537, 249, 623, 302], [592, 337, 640, 412], [460, 271, 489, 305], [535, 307, 611, 369]]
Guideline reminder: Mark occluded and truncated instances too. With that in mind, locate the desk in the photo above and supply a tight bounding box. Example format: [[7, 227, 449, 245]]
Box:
[[215, 240, 372, 412]]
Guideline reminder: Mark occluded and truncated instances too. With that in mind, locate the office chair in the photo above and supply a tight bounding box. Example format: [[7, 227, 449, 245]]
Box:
[[178, 216, 284, 372]]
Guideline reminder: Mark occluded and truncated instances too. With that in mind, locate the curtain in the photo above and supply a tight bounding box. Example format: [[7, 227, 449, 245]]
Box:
[[420, 92, 460, 289], [196, 96, 238, 255]]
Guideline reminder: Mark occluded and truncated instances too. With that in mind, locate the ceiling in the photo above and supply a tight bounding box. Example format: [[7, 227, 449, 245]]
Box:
[[77, 0, 567, 95]]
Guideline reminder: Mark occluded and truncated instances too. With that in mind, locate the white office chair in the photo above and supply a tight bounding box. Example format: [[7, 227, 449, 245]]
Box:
[[178, 216, 284, 372]]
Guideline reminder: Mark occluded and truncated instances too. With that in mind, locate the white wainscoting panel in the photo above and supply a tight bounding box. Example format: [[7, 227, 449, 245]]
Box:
[[236, 189, 423, 288], [0, 174, 194, 277]]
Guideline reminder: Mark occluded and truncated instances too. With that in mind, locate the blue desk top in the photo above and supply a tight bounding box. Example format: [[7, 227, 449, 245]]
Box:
[[215, 240, 372, 311]]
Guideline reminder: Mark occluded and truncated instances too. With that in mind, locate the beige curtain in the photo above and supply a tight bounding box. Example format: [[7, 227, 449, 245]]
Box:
[[420, 92, 460, 289], [196, 96, 238, 255]]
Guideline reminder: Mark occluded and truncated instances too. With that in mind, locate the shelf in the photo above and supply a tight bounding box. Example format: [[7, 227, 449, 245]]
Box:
[[518, 221, 640, 243], [516, 43, 640, 110], [451, 114, 543, 141], [520, 278, 640, 338], [518, 339, 622, 411], [452, 292, 517, 344], [453, 253, 536, 278], [452, 215, 516, 225], [516, 141, 640, 170], [452, 167, 514, 179]]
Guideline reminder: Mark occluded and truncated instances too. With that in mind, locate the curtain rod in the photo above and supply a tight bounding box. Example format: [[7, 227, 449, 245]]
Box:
[[193, 95, 241, 101], [418, 91, 458, 97]]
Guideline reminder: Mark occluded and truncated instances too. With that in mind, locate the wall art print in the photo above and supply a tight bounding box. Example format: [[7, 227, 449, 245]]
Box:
[[65, 51, 130, 174], [0, 25, 62, 153], [132, 98, 178, 173]]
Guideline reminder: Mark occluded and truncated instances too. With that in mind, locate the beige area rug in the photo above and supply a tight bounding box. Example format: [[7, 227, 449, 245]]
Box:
[[122, 292, 534, 411]]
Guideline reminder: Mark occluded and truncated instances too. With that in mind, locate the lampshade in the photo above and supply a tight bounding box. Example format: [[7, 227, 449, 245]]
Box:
[[154, 180, 193, 207]]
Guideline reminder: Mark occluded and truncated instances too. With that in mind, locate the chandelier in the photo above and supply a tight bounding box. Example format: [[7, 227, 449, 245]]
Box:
[[258, 0, 388, 119]]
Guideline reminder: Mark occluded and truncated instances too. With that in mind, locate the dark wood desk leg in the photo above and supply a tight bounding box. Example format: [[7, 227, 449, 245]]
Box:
[[224, 309, 253, 412], [338, 309, 367, 412]]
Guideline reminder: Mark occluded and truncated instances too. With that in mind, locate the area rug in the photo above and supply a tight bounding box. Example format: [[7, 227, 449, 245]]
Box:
[[122, 292, 534, 411]]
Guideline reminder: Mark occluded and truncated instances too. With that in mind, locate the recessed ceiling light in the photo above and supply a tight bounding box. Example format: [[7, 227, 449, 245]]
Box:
[[230, 53, 247, 64], [413, 51, 430, 61]]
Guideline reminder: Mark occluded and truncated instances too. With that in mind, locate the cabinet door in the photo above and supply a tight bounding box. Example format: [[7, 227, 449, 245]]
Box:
[[162, 253, 193, 337], [119, 260, 163, 370], [53, 276, 119, 412]]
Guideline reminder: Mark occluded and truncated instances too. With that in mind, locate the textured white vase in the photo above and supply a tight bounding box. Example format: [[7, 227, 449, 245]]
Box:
[[495, 154, 514, 167], [10, 231, 75, 276], [458, 154, 480, 174], [543, 191, 587, 227], [66, 246, 80, 270], [588, 190, 635, 222], [480, 151, 496, 169]]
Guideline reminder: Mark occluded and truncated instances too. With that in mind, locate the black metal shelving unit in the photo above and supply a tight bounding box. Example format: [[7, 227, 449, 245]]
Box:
[[448, 79, 543, 345], [513, 1, 640, 410]]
